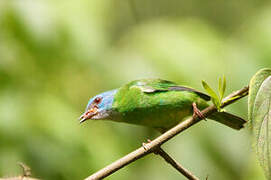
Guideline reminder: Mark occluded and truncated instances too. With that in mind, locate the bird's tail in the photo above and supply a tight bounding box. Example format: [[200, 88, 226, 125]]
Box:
[[208, 112, 246, 130]]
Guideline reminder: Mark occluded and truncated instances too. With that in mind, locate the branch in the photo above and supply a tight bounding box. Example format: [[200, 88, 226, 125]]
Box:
[[155, 147, 199, 180], [85, 86, 249, 180]]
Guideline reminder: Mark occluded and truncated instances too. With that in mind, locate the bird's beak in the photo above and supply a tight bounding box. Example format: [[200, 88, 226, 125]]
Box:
[[79, 107, 98, 124]]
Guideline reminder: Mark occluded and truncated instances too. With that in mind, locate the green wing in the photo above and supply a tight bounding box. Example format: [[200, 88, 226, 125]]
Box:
[[130, 79, 210, 101]]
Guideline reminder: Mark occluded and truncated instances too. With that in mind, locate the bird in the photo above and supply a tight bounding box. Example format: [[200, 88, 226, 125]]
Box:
[[79, 79, 246, 133]]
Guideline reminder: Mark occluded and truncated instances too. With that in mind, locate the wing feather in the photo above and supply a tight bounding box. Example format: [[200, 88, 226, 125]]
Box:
[[168, 86, 210, 101], [131, 79, 211, 101]]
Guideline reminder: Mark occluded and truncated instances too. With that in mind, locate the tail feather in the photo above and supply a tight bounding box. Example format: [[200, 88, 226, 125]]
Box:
[[209, 112, 246, 130]]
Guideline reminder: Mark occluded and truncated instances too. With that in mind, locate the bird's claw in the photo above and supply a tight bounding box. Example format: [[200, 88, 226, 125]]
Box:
[[142, 139, 152, 151], [142, 143, 147, 151], [192, 102, 206, 120]]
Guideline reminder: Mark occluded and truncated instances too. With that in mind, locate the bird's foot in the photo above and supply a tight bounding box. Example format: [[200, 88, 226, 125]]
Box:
[[142, 139, 152, 151], [192, 102, 206, 120]]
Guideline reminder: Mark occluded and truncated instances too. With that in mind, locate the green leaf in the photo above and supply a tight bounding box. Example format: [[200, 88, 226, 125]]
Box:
[[249, 68, 271, 179], [249, 68, 271, 124], [202, 80, 220, 109], [219, 77, 222, 97], [218, 76, 226, 101], [211, 97, 221, 111], [223, 95, 241, 104]]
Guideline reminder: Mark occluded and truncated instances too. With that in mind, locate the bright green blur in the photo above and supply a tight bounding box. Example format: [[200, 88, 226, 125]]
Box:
[[0, 0, 270, 180]]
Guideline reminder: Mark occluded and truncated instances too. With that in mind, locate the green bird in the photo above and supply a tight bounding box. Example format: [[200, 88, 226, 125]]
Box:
[[79, 79, 246, 132]]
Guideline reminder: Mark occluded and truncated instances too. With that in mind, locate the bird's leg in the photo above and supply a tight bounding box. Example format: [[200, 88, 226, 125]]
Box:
[[192, 102, 206, 120], [142, 139, 152, 151]]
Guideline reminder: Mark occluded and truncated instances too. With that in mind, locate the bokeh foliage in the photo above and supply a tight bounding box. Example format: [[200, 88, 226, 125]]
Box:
[[0, 0, 271, 179]]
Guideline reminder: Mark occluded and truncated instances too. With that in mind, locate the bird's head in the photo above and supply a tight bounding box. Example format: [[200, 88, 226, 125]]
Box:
[[79, 89, 117, 123]]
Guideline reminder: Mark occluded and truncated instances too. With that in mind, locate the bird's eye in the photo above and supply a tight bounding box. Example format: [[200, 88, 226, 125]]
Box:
[[94, 97, 102, 104]]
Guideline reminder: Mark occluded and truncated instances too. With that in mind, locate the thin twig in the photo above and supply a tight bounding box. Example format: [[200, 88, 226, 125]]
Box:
[[18, 162, 32, 177], [0, 177, 39, 180], [155, 147, 199, 180], [85, 86, 249, 180], [0, 162, 39, 180]]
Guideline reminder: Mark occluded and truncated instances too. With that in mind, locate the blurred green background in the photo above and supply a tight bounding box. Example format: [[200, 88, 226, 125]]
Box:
[[0, 0, 270, 179]]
